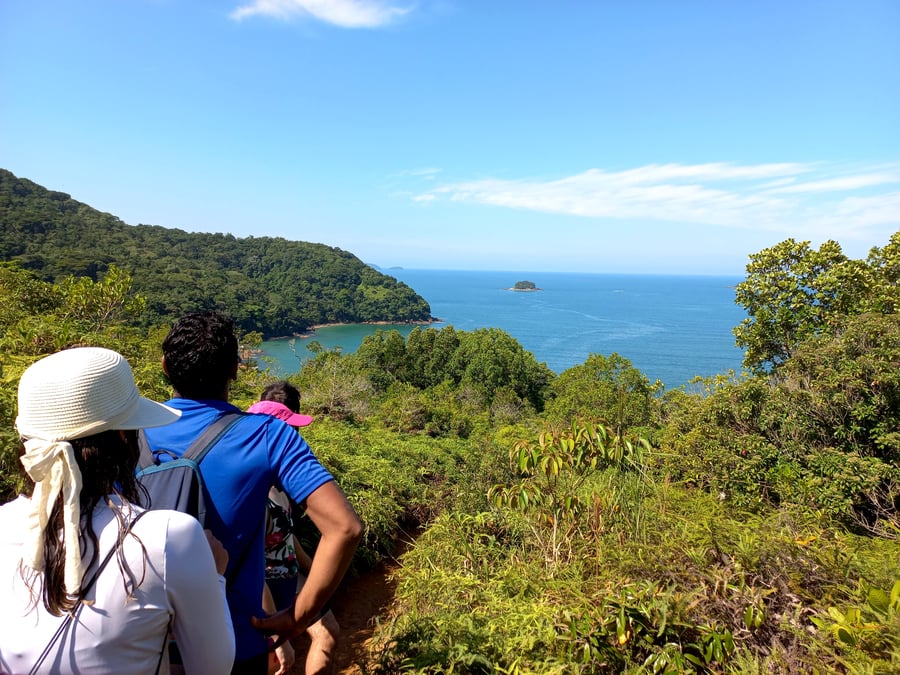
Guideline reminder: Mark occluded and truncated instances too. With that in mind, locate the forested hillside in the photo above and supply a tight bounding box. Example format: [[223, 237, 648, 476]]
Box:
[[0, 169, 432, 337]]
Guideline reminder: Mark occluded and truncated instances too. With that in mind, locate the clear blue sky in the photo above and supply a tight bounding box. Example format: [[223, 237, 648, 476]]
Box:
[[2, 0, 898, 274]]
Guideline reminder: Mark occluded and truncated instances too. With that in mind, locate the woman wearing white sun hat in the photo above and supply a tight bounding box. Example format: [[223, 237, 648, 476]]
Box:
[[0, 347, 235, 674]]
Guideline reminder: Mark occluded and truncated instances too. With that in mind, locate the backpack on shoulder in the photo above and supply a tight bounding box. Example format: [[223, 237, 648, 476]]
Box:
[[136, 412, 245, 671], [136, 412, 243, 525]]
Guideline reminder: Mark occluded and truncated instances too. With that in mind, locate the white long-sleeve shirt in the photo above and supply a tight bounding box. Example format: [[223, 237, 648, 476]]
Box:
[[0, 496, 235, 674]]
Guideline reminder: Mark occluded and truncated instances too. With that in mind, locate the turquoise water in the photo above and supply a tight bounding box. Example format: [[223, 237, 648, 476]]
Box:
[[259, 270, 747, 388]]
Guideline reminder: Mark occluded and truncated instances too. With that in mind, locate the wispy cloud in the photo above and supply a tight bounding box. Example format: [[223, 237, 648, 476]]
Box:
[[230, 0, 410, 27], [764, 172, 898, 194], [412, 162, 900, 241], [401, 167, 442, 179]]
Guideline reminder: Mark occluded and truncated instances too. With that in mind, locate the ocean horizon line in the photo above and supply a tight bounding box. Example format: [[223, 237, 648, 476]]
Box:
[[375, 266, 745, 278]]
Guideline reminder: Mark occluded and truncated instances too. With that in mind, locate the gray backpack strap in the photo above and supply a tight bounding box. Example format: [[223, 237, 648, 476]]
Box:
[[139, 412, 243, 467], [181, 412, 244, 462]]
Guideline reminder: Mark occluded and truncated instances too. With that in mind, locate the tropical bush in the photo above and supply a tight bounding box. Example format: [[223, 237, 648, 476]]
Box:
[[543, 352, 660, 435], [354, 326, 554, 416], [369, 423, 900, 673]]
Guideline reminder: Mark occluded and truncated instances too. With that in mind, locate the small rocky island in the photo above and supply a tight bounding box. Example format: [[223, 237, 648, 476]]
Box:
[[507, 280, 542, 292]]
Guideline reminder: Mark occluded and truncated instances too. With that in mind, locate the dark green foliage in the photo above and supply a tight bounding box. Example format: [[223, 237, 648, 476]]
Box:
[[0, 169, 432, 338], [654, 234, 900, 536], [657, 331, 900, 534], [286, 326, 551, 438], [779, 313, 900, 462], [734, 233, 900, 374], [351, 326, 554, 433], [404, 326, 462, 390], [734, 238, 848, 373], [447, 328, 553, 412]]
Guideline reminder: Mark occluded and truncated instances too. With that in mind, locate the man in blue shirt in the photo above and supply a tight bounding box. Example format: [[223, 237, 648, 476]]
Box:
[[143, 311, 362, 674]]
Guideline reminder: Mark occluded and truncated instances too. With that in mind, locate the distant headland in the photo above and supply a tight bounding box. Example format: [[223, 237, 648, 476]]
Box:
[[507, 280, 542, 292]]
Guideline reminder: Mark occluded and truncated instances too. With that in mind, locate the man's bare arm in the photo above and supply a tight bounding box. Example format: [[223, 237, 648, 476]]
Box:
[[252, 481, 362, 637]]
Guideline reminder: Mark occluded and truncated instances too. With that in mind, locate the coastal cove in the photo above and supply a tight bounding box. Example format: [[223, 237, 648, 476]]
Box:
[[259, 270, 748, 389]]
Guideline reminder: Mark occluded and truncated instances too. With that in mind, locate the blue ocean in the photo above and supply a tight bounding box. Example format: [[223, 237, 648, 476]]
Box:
[[259, 270, 748, 389]]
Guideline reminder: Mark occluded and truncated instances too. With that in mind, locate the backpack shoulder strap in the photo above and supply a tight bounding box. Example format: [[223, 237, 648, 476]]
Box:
[[181, 412, 245, 463], [139, 412, 245, 468], [138, 429, 156, 469]]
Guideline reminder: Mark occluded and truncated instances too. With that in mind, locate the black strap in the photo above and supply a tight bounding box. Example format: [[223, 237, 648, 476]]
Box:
[[29, 510, 148, 675], [154, 619, 169, 675]]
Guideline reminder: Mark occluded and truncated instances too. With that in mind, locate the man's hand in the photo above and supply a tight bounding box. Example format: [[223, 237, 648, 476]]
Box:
[[251, 607, 301, 640]]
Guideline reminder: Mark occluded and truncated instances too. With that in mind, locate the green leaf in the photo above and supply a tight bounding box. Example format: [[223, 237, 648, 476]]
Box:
[[867, 587, 890, 615], [835, 625, 856, 646], [827, 606, 846, 622], [684, 653, 704, 666]]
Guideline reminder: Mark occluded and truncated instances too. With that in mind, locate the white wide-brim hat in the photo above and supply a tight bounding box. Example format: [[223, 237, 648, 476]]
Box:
[[16, 347, 180, 441]]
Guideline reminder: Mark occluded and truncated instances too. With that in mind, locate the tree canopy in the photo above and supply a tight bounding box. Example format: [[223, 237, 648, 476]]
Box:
[[734, 233, 900, 374]]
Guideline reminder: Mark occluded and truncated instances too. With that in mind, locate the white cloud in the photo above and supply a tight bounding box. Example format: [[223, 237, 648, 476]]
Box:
[[230, 0, 410, 27], [764, 172, 900, 194], [823, 192, 900, 230], [416, 161, 900, 242]]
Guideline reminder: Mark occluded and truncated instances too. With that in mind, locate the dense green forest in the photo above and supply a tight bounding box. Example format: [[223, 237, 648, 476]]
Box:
[[0, 168, 432, 337], [0, 174, 898, 671]]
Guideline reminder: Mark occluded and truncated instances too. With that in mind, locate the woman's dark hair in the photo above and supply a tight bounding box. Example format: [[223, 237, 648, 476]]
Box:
[[162, 311, 240, 399], [261, 381, 301, 414], [32, 429, 148, 616]]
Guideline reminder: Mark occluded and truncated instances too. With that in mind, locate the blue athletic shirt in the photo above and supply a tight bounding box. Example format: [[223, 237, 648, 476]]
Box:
[[142, 398, 334, 662]]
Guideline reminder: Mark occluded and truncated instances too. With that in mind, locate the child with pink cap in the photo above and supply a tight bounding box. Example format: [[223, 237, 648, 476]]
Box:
[[248, 382, 341, 675]]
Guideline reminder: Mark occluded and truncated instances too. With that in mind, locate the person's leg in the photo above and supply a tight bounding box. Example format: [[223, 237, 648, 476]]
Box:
[[304, 610, 340, 675], [266, 576, 300, 674]]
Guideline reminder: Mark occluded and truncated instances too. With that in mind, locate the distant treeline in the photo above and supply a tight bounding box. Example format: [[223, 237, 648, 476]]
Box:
[[0, 168, 432, 337]]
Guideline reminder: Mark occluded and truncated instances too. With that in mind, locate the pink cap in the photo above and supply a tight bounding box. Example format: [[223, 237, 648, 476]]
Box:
[[247, 400, 313, 427]]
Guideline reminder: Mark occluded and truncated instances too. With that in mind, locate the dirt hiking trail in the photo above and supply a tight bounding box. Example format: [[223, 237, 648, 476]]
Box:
[[285, 548, 405, 674]]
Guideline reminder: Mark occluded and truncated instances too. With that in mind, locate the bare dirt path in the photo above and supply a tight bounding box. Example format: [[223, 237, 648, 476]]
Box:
[[331, 553, 401, 673], [285, 541, 409, 674]]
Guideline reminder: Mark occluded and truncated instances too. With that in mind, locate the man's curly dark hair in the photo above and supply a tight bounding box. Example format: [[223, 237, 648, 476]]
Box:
[[162, 311, 240, 399]]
